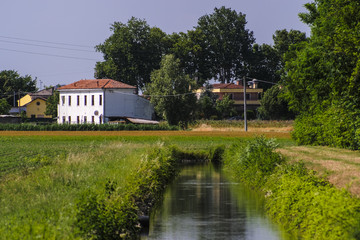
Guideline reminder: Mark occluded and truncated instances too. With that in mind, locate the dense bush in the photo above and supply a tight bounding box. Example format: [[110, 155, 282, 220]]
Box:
[[224, 137, 360, 239], [292, 107, 360, 150]]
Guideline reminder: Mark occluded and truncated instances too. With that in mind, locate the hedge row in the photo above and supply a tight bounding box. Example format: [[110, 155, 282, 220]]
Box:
[[0, 123, 180, 131], [224, 137, 360, 239], [292, 107, 360, 150], [75, 145, 221, 239]]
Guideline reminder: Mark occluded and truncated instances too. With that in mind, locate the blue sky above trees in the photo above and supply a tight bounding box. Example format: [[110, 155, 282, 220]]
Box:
[[0, 0, 310, 88]]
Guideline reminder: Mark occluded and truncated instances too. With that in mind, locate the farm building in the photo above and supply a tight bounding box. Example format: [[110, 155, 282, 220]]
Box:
[[196, 80, 263, 111], [16, 88, 54, 118], [57, 79, 154, 124]]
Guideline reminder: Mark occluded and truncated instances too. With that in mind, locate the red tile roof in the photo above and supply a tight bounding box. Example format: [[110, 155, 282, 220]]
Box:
[[58, 79, 136, 90], [212, 83, 244, 89]]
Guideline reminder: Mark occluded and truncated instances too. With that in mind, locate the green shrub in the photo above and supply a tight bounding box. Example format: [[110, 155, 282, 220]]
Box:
[[76, 145, 213, 239], [292, 107, 360, 150], [224, 138, 360, 239]]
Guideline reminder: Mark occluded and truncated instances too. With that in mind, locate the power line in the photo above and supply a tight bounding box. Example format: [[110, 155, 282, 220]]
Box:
[[0, 35, 93, 48], [0, 39, 96, 53], [0, 47, 100, 61]]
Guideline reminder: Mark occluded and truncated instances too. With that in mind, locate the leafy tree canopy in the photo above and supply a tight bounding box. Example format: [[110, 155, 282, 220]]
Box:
[[95, 17, 169, 90], [0, 98, 11, 114], [257, 85, 294, 120], [283, 0, 360, 148], [0, 70, 37, 106], [145, 54, 197, 125], [45, 90, 59, 118], [195, 6, 255, 83]]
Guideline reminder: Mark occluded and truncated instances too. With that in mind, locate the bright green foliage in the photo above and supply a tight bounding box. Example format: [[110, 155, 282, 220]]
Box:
[[249, 30, 307, 90], [283, 0, 360, 149], [95, 17, 169, 90], [75, 145, 220, 239], [224, 137, 360, 239], [0, 98, 11, 114], [215, 94, 237, 119], [146, 54, 197, 125], [266, 163, 360, 239], [0, 70, 37, 105], [45, 90, 59, 118], [169, 29, 211, 86], [257, 85, 294, 120]]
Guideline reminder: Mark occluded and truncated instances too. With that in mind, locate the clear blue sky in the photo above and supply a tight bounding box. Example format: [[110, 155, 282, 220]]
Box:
[[0, 0, 311, 89]]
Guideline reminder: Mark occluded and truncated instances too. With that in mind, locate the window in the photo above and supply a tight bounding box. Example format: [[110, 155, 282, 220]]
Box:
[[84, 116, 87, 123], [91, 95, 95, 106], [99, 115, 102, 124], [84, 95, 87, 106], [68, 116, 71, 123], [246, 94, 250, 100], [99, 95, 102, 106], [77, 116, 80, 124], [36, 101, 40, 106], [68, 96, 71, 106], [77, 95, 80, 106], [61, 96, 65, 106], [92, 116, 95, 124], [62, 116, 66, 123]]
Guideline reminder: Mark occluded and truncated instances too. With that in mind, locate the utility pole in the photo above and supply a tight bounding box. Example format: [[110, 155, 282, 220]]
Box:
[[243, 76, 247, 132]]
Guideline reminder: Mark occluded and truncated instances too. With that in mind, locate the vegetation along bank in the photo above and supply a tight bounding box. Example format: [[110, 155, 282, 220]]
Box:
[[223, 137, 360, 239]]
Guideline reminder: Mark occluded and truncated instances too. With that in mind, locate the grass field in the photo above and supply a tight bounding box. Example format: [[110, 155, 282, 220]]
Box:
[[1, 131, 290, 239], [1, 124, 359, 238]]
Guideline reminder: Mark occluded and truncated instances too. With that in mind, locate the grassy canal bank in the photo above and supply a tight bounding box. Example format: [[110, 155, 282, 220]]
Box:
[[1, 127, 360, 239]]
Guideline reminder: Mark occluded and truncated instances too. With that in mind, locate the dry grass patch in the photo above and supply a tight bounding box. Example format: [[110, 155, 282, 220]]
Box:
[[278, 146, 360, 197]]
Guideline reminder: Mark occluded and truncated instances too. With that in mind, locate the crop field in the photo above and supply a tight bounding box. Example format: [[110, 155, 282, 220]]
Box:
[[0, 129, 294, 239], [5, 125, 358, 239]]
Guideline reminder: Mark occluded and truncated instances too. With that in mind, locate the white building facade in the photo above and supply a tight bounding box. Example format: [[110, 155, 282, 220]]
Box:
[[57, 79, 154, 124]]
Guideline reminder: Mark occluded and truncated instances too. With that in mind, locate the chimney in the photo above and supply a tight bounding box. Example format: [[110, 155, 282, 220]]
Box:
[[236, 80, 241, 86]]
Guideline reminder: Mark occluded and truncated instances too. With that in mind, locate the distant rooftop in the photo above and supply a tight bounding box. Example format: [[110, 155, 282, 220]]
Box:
[[58, 79, 136, 90]]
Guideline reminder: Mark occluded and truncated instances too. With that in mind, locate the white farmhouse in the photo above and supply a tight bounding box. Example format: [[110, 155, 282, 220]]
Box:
[[57, 79, 154, 124]]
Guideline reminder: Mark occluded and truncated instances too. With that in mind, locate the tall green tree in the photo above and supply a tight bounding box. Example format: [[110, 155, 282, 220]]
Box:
[[257, 85, 294, 120], [249, 30, 307, 89], [283, 0, 360, 149], [195, 7, 255, 83], [45, 90, 59, 118], [95, 17, 169, 90], [0, 70, 37, 106], [145, 54, 197, 125], [215, 94, 236, 119], [0, 98, 11, 114]]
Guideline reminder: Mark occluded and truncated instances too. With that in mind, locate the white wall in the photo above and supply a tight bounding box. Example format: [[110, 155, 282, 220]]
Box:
[[58, 88, 154, 124], [58, 89, 104, 124]]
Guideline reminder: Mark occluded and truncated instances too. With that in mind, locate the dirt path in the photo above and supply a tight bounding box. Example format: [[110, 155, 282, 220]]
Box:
[[278, 146, 360, 197]]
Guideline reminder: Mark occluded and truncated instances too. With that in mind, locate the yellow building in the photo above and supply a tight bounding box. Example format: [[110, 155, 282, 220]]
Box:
[[18, 88, 54, 118], [196, 81, 263, 111]]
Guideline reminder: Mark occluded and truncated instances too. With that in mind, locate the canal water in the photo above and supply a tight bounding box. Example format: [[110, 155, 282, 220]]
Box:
[[142, 164, 289, 240]]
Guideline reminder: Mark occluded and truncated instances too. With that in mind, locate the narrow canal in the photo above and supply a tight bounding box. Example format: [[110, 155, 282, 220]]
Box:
[[142, 164, 289, 240]]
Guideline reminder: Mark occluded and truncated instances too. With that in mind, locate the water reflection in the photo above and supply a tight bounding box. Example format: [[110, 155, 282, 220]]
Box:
[[143, 164, 286, 240]]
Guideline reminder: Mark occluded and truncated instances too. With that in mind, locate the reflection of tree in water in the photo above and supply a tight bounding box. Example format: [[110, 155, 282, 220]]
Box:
[[146, 164, 282, 240]]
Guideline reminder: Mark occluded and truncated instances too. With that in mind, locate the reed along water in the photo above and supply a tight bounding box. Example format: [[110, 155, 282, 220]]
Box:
[[142, 164, 290, 240]]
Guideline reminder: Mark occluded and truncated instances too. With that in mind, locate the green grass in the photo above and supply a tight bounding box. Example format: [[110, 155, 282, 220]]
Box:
[[0, 134, 277, 239]]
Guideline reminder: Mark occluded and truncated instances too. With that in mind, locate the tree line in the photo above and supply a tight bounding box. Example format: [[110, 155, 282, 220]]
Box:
[[1, 6, 308, 127], [282, 0, 360, 149], [95, 6, 307, 124]]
